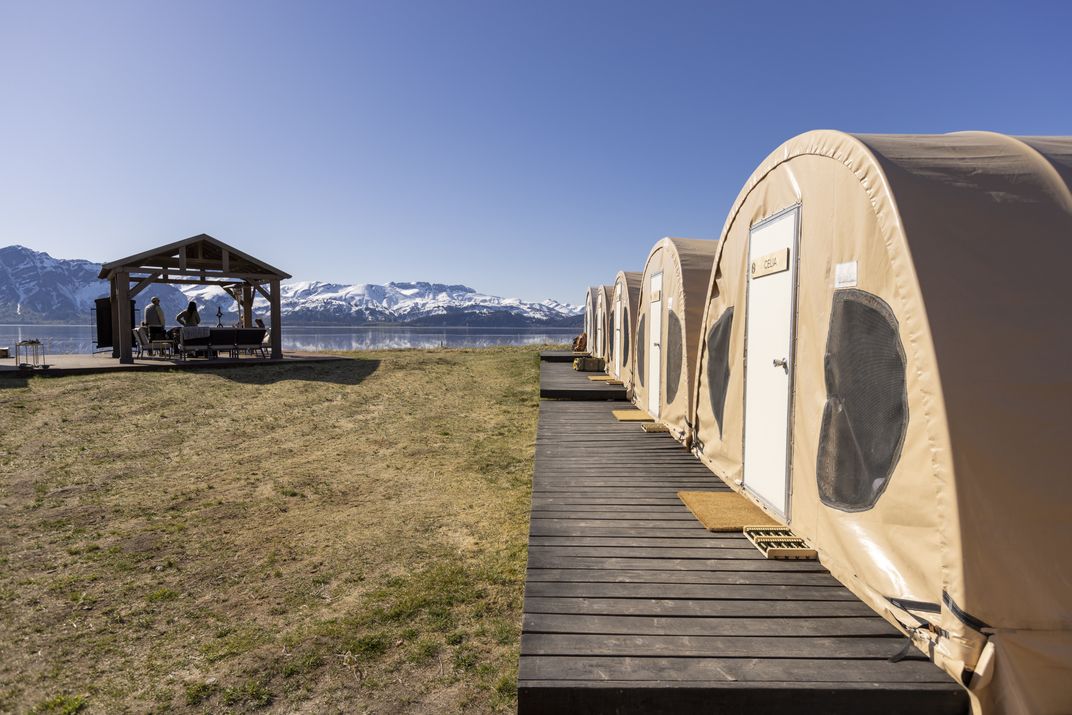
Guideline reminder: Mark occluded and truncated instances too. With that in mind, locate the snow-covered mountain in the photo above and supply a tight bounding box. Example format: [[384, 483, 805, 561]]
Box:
[[0, 245, 190, 323], [0, 245, 582, 326], [183, 281, 582, 326]]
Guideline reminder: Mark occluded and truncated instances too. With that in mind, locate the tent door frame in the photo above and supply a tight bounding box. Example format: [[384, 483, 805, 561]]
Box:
[[648, 272, 663, 418], [614, 286, 623, 378], [741, 204, 801, 519], [596, 297, 604, 358], [585, 294, 592, 349]]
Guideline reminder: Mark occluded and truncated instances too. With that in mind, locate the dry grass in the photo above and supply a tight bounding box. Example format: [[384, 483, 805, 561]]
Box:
[[0, 347, 544, 713]]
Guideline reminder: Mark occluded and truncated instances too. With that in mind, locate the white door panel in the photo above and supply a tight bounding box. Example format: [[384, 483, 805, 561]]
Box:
[[587, 304, 596, 351], [596, 303, 603, 358], [648, 273, 663, 417], [614, 291, 623, 377], [743, 207, 799, 517]]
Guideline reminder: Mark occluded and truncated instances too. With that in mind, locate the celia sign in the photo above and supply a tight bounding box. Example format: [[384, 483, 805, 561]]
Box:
[[750, 247, 790, 279]]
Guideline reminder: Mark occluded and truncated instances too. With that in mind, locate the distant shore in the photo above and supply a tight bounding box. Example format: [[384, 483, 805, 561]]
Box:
[[0, 321, 581, 329], [1, 324, 578, 354]]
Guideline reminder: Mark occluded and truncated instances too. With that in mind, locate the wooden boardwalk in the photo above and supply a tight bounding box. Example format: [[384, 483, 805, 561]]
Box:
[[539, 350, 582, 363], [518, 392, 968, 714], [539, 361, 626, 401]]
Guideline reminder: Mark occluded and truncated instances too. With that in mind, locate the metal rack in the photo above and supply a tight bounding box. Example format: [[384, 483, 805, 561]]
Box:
[[15, 339, 49, 370]]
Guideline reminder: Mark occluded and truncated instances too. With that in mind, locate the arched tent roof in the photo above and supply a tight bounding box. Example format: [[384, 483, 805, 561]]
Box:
[[615, 271, 642, 325], [633, 237, 718, 442], [583, 285, 600, 352], [592, 284, 614, 359], [608, 271, 642, 385], [691, 130, 1072, 714]]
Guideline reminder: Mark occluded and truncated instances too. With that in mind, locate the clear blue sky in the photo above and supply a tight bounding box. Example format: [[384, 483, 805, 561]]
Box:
[[1, 1, 1068, 304]]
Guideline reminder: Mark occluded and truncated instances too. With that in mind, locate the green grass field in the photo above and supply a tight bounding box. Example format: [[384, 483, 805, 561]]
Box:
[[0, 348, 543, 713]]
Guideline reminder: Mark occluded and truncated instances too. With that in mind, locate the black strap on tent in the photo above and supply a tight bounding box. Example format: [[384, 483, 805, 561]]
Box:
[[882, 595, 946, 643], [954, 618, 995, 686], [889, 637, 930, 663], [886, 596, 940, 614], [943, 591, 991, 632]]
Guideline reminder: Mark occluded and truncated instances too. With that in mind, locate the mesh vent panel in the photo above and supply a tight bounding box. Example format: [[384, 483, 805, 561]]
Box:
[[705, 307, 733, 437], [665, 311, 683, 403], [636, 314, 646, 387], [817, 290, 908, 512]]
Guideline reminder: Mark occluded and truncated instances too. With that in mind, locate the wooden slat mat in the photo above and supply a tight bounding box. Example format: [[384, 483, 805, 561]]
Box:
[[611, 409, 653, 422]]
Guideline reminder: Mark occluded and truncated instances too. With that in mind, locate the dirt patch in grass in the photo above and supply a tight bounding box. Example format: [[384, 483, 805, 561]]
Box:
[[0, 347, 546, 713]]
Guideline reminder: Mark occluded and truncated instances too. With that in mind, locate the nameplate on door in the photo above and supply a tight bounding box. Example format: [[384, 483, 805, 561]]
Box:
[[650, 290, 661, 302], [751, 248, 790, 279]]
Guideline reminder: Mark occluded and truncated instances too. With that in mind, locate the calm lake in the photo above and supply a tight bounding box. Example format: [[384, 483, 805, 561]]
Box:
[[0, 324, 576, 354]]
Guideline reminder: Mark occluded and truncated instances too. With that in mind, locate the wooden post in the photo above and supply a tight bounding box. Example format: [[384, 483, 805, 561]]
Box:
[[242, 283, 254, 328], [269, 279, 282, 359], [110, 276, 120, 358], [116, 271, 133, 364]]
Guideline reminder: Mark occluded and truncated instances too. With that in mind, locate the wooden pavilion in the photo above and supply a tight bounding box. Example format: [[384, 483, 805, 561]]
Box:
[[98, 234, 291, 363]]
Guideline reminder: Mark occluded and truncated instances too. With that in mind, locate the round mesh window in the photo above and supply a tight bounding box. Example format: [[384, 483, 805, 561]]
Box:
[[705, 307, 734, 438], [665, 310, 683, 403], [636, 314, 646, 387], [816, 290, 908, 512]]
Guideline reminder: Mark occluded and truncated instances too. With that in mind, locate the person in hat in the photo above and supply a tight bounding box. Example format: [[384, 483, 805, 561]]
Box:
[[143, 296, 166, 340]]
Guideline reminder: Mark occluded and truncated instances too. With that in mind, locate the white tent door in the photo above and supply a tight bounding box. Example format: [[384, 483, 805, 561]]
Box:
[[596, 303, 604, 358], [584, 301, 591, 347], [647, 273, 663, 417], [614, 291, 623, 377], [743, 207, 799, 517]]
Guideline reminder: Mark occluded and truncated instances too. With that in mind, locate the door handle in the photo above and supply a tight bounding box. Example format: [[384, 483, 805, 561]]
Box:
[[772, 358, 788, 372]]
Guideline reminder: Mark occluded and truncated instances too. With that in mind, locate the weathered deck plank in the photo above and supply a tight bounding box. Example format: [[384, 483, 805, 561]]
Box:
[[539, 361, 626, 400], [519, 379, 967, 714], [523, 612, 902, 637], [540, 350, 583, 362]]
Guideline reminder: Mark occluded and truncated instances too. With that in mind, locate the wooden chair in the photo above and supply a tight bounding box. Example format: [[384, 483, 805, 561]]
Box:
[[133, 327, 173, 358]]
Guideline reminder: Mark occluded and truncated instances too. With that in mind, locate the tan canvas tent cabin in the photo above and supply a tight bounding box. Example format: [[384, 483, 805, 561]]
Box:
[[607, 271, 642, 387], [582, 285, 600, 354], [591, 284, 614, 361], [631, 237, 718, 443], [689, 130, 1072, 715]]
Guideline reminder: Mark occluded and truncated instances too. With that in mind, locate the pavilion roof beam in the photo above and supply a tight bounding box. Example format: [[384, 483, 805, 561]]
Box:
[[251, 282, 272, 302], [113, 259, 261, 273], [137, 256, 256, 268], [128, 272, 161, 298], [114, 268, 278, 281], [123, 277, 272, 287], [98, 233, 291, 280]]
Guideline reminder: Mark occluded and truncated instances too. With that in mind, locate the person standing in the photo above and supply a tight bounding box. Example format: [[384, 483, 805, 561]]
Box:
[[143, 296, 166, 340], [176, 301, 201, 327]]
